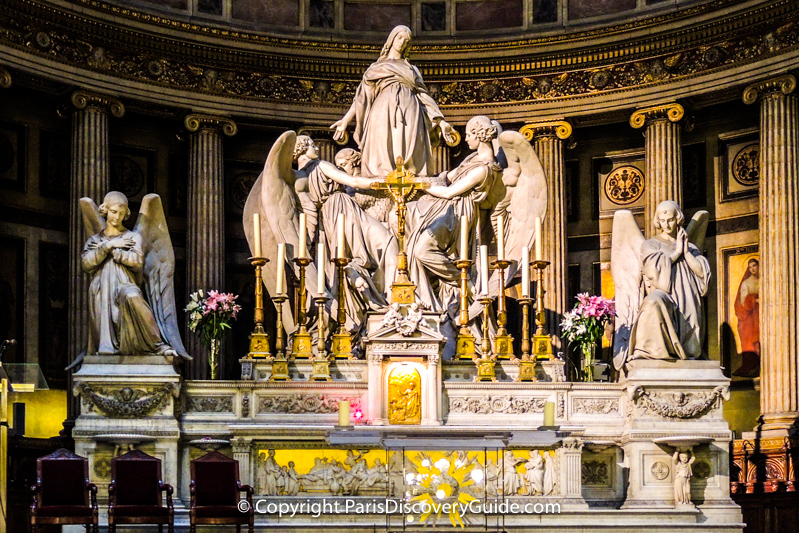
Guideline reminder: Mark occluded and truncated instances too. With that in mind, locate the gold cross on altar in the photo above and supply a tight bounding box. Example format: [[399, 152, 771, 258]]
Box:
[[370, 156, 429, 203], [370, 157, 429, 303]]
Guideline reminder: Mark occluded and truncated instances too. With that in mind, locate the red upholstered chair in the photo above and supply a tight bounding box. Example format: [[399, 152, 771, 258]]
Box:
[[108, 449, 174, 533], [30, 448, 99, 533], [190, 450, 254, 533]]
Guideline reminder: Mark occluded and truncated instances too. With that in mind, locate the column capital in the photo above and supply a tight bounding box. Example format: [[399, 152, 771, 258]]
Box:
[[743, 74, 797, 105], [0, 66, 11, 89], [184, 113, 237, 136], [629, 103, 684, 129], [70, 89, 125, 118], [297, 125, 348, 146], [230, 436, 253, 454], [520, 120, 572, 141]]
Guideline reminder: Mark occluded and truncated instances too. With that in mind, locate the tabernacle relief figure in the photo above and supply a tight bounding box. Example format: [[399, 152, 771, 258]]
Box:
[[612, 201, 711, 369], [79, 192, 188, 358], [330, 25, 454, 177]]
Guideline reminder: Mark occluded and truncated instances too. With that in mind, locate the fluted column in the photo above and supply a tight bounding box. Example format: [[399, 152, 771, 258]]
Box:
[[67, 90, 125, 421], [429, 144, 451, 176], [520, 120, 572, 350], [184, 114, 237, 380], [298, 126, 339, 163], [630, 103, 684, 238], [0, 65, 11, 89], [743, 74, 799, 432]]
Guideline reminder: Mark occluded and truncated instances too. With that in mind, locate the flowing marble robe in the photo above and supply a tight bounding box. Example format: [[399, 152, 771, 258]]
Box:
[[81, 231, 172, 355], [303, 159, 398, 332], [352, 58, 444, 177], [405, 153, 500, 312], [628, 236, 711, 360]]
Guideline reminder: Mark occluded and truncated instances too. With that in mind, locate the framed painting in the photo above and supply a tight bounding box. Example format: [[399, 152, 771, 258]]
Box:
[[719, 244, 760, 381]]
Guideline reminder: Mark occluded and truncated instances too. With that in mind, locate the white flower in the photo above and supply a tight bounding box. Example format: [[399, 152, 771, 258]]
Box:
[[575, 324, 587, 336]]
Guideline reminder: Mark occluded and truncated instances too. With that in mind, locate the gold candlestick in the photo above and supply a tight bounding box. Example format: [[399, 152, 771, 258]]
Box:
[[491, 259, 514, 360], [516, 297, 537, 382], [330, 257, 354, 359], [455, 259, 476, 360], [473, 295, 497, 382], [247, 256, 272, 358], [269, 294, 291, 381], [311, 295, 332, 381], [531, 260, 553, 360], [290, 257, 313, 359]]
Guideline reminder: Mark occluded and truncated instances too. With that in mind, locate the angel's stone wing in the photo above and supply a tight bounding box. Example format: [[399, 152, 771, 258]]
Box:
[[685, 210, 709, 251], [611, 209, 645, 370], [134, 194, 189, 359], [498, 130, 547, 282], [244, 131, 319, 332], [79, 197, 105, 237]]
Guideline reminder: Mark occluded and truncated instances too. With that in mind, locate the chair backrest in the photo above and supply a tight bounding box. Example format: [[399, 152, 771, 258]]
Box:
[[190, 451, 239, 507], [111, 449, 162, 506], [36, 449, 89, 507]]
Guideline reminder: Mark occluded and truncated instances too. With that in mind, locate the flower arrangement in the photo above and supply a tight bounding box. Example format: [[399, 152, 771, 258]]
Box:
[[185, 290, 242, 379], [560, 293, 616, 381]]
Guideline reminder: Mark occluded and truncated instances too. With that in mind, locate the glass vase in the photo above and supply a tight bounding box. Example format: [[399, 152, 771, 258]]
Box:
[[582, 342, 595, 382], [209, 338, 220, 380]]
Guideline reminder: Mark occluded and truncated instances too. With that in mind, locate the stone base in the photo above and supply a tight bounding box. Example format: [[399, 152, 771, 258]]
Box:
[[71, 355, 182, 502]]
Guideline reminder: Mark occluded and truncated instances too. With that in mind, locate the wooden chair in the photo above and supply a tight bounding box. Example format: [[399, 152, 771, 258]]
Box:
[[190, 450, 254, 533], [108, 449, 174, 533], [30, 448, 98, 533]]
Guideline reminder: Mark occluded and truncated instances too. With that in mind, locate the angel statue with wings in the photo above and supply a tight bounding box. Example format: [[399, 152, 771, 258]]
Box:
[[405, 116, 547, 328], [611, 201, 711, 370], [80, 191, 189, 359], [244, 131, 398, 340]]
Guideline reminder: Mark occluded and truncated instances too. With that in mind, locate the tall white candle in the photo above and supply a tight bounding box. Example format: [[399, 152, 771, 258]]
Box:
[[480, 245, 489, 295], [336, 213, 345, 259], [338, 400, 351, 427], [497, 215, 505, 261], [298, 213, 307, 258], [460, 216, 468, 261], [534, 217, 542, 261], [317, 243, 325, 296], [253, 213, 262, 257], [521, 246, 530, 298], [276, 243, 285, 294]]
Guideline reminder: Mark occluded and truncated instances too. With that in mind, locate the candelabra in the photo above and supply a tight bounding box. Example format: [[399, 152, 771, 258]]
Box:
[[531, 260, 553, 360], [491, 259, 514, 360], [290, 257, 313, 359], [330, 257, 354, 359], [455, 259, 476, 360], [247, 256, 272, 358], [269, 294, 291, 381], [515, 296, 537, 381], [473, 295, 497, 382], [310, 294, 332, 381]]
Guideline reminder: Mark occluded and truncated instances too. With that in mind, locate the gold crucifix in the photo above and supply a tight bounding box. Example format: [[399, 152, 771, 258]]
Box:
[[371, 156, 429, 303]]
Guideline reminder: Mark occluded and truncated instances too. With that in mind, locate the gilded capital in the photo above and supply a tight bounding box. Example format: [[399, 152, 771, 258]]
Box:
[[184, 114, 238, 137], [70, 89, 125, 118], [629, 103, 684, 129], [0, 66, 11, 89], [520, 120, 572, 141], [742, 74, 797, 105]]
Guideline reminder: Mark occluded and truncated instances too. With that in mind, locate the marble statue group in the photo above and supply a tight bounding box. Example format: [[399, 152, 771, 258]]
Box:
[[76, 24, 712, 374]]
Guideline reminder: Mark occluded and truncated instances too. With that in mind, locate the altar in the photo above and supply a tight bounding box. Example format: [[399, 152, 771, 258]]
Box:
[[65, 23, 742, 532]]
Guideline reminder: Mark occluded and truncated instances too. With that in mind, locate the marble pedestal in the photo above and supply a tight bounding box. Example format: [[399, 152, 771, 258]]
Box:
[[72, 355, 181, 500], [619, 360, 738, 519]]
